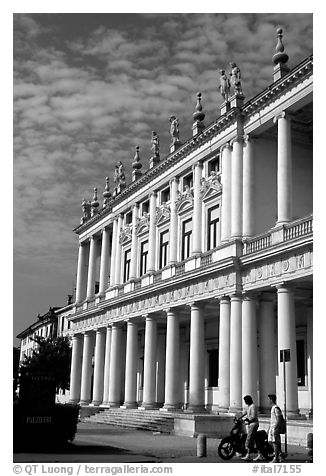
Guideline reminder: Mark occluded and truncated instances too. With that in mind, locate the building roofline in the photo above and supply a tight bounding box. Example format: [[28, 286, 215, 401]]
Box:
[[73, 54, 313, 236]]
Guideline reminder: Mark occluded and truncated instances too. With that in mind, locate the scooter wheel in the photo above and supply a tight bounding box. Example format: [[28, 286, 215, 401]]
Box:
[[261, 441, 274, 461], [218, 436, 236, 460]]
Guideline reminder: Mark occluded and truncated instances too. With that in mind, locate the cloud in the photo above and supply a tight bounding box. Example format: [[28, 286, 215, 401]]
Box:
[[13, 13, 313, 341]]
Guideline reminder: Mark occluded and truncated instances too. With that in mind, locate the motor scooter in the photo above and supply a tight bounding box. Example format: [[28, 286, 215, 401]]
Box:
[[218, 417, 274, 461]]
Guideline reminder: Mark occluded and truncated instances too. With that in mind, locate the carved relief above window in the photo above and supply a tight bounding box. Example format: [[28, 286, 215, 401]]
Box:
[[200, 172, 222, 199], [119, 224, 132, 244], [135, 213, 150, 235], [155, 203, 170, 224], [176, 186, 194, 212]]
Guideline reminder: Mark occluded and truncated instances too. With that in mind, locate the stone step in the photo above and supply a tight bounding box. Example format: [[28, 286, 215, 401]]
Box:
[[83, 408, 175, 433]]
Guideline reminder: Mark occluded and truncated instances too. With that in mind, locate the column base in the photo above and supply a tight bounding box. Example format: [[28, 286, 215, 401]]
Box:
[[90, 400, 102, 406], [79, 399, 91, 405], [108, 402, 122, 408], [218, 406, 231, 413], [68, 398, 80, 405], [140, 402, 159, 410], [185, 404, 207, 413], [228, 406, 242, 414], [161, 403, 182, 411], [286, 410, 305, 420], [259, 406, 271, 415], [121, 402, 138, 409]]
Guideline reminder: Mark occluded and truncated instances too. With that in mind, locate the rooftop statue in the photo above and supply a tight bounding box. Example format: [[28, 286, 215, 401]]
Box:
[[114, 161, 126, 186], [151, 131, 160, 157], [169, 115, 180, 145], [219, 69, 231, 102], [229, 62, 243, 96]]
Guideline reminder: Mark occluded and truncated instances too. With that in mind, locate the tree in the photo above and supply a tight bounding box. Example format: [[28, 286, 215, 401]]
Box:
[[20, 336, 72, 392]]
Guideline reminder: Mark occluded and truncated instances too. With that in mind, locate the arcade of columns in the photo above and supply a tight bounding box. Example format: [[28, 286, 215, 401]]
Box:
[[69, 110, 310, 416]]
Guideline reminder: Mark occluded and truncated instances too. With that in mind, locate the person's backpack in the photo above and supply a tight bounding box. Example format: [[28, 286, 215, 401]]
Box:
[[275, 406, 286, 434]]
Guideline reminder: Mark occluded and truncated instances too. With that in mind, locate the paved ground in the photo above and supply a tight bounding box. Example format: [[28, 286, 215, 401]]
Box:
[[14, 421, 311, 464]]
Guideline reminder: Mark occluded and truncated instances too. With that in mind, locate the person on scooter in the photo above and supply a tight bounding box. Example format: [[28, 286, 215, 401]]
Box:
[[267, 394, 284, 463], [240, 395, 259, 461]]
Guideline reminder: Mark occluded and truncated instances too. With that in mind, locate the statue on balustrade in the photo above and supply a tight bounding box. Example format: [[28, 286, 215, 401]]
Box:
[[151, 131, 160, 157], [169, 115, 180, 146], [219, 69, 231, 102], [229, 62, 243, 96]]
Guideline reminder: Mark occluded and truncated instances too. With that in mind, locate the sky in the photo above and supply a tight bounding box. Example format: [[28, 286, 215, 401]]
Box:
[[12, 12, 313, 345]]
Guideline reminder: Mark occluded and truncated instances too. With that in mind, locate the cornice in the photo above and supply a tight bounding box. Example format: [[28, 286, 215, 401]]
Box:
[[73, 55, 313, 236]]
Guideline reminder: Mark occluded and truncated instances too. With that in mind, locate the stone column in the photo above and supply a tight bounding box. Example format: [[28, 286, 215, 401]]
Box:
[[102, 326, 112, 405], [274, 111, 292, 225], [123, 321, 139, 408], [80, 331, 95, 405], [129, 204, 139, 280], [218, 296, 230, 411], [99, 228, 111, 294], [229, 294, 242, 412], [86, 236, 99, 299], [147, 192, 157, 274], [108, 324, 123, 407], [109, 218, 118, 287], [69, 334, 83, 404], [231, 138, 243, 238], [220, 144, 232, 243], [276, 284, 299, 416], [188, 303, 206, 412], [169, 178, 178, 265], [192, 162, 203, 255], [242, 294, 258, 403], [142, 315, 158, 408], [307, 304, 313, 416], [75, 242, 89, 303], [114, 214, 123, 285], [243, 135, 255, 237], [156, 330, 166, 407], [163, 309, 181, 410], [258, 293, 276, 413], [91, 328, 106, 405]]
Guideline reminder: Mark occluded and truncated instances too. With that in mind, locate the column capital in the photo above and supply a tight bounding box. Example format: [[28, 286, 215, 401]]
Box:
[[220, 142, 231, 153], [149, 191, 157, 199], [242, 291, 258, 301], [259, 291, 275, 303], [164, 307, 178, 315], [274, 281, 295, 293], [230, 293, 242, 302], [71, 333, 83, 341], [216, 295, 230, 304], [187, 301, 204, 310], [273, 110, 293, 123], [169, 177, 179, 186], [95, 327, 106, 334], [192, 160, 203, 171], [230, 135, 244, 147], [243, 133, 257, 145]]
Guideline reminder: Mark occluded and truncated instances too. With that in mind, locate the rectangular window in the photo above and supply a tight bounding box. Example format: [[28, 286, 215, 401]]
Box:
[[208, 155, 220, 174], [183, 173, 193, 191], [208, 349, 219, 387], [296, 339, 306, 386], [141, 200, 149, 215], [125, 211, 132, 225], [181, 218, 192, 260], [207, 205, 220, 250], [159, 230, 169, 268], [123, 249, 131, 282], [140, 240, 148, 276], [161, 187, 170, 203]]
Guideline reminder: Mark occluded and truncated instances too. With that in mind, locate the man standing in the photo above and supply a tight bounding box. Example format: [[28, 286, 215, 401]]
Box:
[[267, 394, 284, 463]]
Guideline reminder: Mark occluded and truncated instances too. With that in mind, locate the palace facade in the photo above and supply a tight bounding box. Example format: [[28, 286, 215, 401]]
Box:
[[58, 31, 313, 418]]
